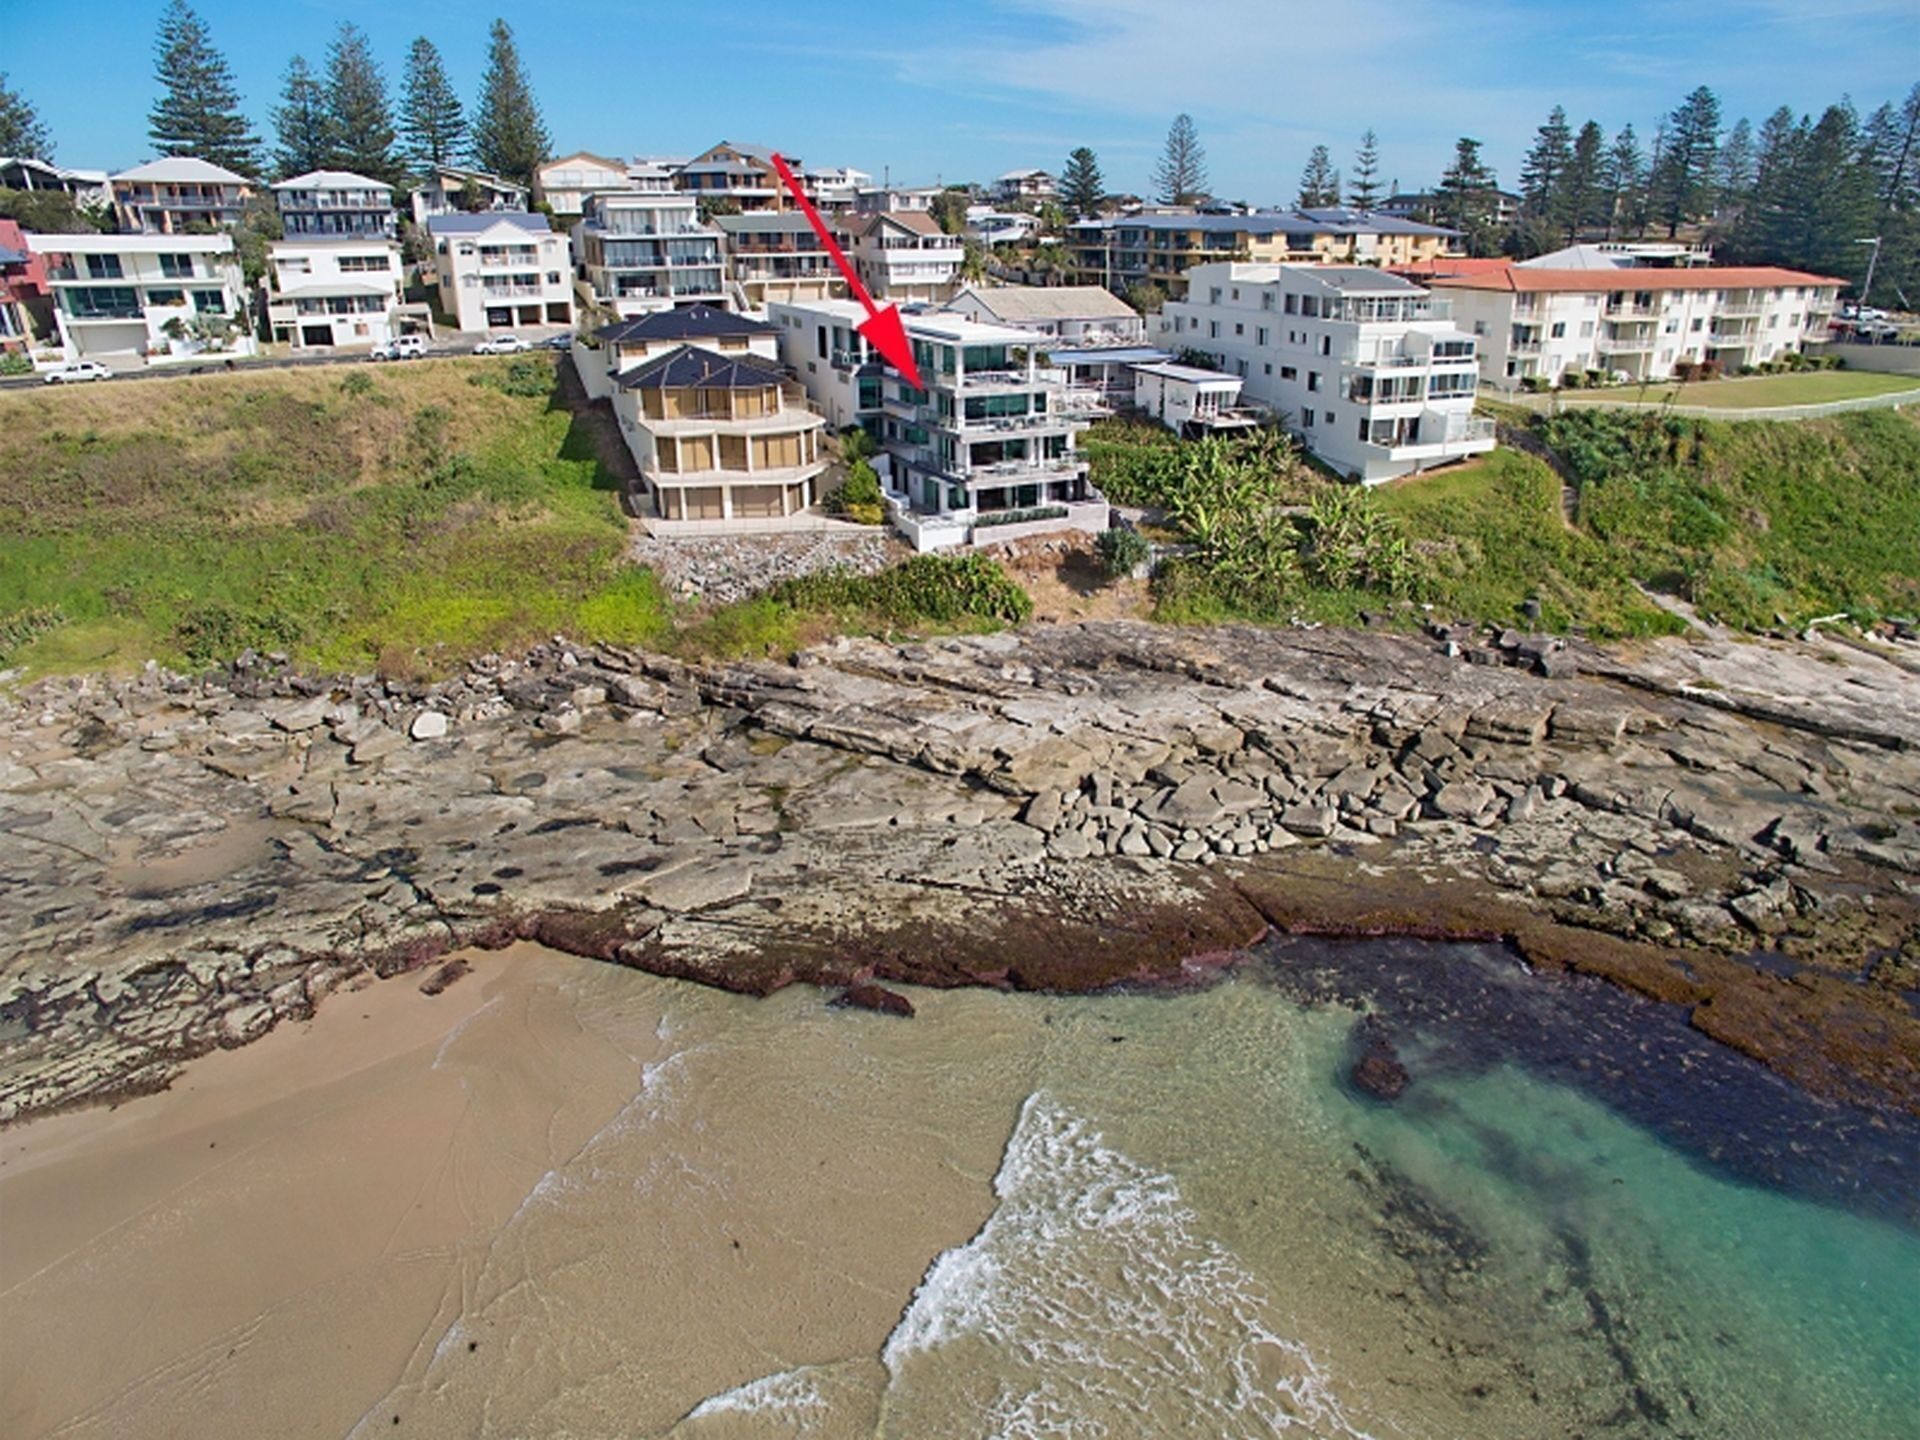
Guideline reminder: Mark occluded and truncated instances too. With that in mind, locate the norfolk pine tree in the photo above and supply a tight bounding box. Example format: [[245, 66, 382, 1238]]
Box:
[[0, 75, 53, 160], [148, 0, 259, 173], [324, 23, 400, 184], [401, 38, 467, 173], [471, 19, 549, 188], [271, 57, 331, 179], [1060, 146, 1104, 217], [1297, 146, 1339, 208], [1347, 130, 1383, 209], [1152, 114, 1208, 205]]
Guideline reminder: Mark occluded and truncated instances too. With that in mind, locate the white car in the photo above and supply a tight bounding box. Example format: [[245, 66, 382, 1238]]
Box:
[[369, 335, 429, 361], [43, 360, 114, 384], [473, 334, 529, 355]]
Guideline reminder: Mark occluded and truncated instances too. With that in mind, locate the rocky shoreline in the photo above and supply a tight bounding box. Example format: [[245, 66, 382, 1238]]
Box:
[[3, 619, 1917, 1126]]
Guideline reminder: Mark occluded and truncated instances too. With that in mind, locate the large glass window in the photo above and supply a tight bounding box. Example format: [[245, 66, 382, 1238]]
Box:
[[85, 254, 123, 279], [192, 289, 227, 313], [65, 286, 140, 318], [159, 253, 194, 278]]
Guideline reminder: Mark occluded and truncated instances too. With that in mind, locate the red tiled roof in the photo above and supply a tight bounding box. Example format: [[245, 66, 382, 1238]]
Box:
[[1391, 257, 1513, 278], [1422, 263, 1847, 293]]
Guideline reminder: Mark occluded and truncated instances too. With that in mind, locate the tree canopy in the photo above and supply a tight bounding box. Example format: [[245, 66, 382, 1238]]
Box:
[[1152, 114, 1209, 205], [401, 37, 467, 173], [470, 19, 549, 187], [0, 74, 52, 161], [148, 0, 259, 174]]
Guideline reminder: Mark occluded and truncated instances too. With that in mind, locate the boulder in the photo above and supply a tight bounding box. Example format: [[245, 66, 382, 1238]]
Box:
[[409, 710, 450, 741], [830, 983, 915, 1018], [1429, 780, 1496, 821]]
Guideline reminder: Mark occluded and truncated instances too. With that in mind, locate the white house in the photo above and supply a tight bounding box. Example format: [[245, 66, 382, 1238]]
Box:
[[426, 212, 573, 333], [533, 152, 636, 216], [109, 157, 252, 234], [1159, 262, 1494, 483], [1131, 362, 1262, 435], [965, 208, 1039, 247], [574, 191, 725, 317], [264, 237, 404, 350], [948, 284, 1146, 346], [411, 165, 529, 226], [1420, 263, 1845, 389], [802, 166, 871, 210], [0, 157, 110, 210], [842, 212, 964, 304], [31, 231, 256, 365], [272, 170, 395, 239], [769, 297, 890, 434], [993, 169, 1057, 204], [879, 311, 1107, 551]]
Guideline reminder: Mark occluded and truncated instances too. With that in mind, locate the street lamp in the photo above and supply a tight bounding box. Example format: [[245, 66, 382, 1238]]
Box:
[[1855, 236, 1881, 308]]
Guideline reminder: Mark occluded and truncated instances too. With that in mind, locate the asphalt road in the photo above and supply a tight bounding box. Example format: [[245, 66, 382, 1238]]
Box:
[[2, 329, 576, 391]]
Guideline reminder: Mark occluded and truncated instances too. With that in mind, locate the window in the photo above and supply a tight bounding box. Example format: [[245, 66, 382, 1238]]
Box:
[[1550, 321, 1566, 338], [1260, 291, 1273, 310], [1207, 321, 1219, 339], [192, 289, 226, 313], [1280, 365, 1297, 381], [338, 255, 389, 273], [1307, 370, 1321, 392], [1580, 321, 1594, 338], [85, 254, 123, 279], [1284, 293, 1298, 314], [817, 325, 827, 359], [1302, 409, 1315, 427], [145, 287, 186, 306], [1256, 327, 1268, 346], [159, 253, 194, 278], [1231, 287, 1240, 300], [1209, 286, 1222, 303], [1319, 335, 1331, 356], [1263, 363, 1272, 375], [1690, 317, 1703, 332], [1234, 322, 1244, 336]]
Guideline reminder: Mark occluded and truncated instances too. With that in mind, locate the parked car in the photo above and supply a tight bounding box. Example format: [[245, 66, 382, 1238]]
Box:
[[540, 333, 573, 351], [43, 360, 114, 384], [369, 335, 429, 361], [473, 334, 528, 355]]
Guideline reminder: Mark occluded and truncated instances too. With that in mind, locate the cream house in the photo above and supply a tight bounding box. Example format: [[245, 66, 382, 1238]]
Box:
[[427, 212, 573, 333]]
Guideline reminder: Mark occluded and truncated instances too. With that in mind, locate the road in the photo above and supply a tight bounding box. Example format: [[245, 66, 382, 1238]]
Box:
[[2, 327, 576, 392]]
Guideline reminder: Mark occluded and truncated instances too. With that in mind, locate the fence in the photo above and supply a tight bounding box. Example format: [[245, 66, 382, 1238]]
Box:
[[1494, 384, 1920, 421]]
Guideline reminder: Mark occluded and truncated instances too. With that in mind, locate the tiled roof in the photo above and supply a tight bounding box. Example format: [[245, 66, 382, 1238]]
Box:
[[858, 211, 945, 237], [1424, 264, 1849, 293], [617, 343, 789, 391], [1073, 209, 1459, 240], [597, 303, 775, 344]]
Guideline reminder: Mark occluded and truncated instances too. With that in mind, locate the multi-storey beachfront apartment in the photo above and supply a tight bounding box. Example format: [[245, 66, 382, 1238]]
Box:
[[842, 212, 963, 304], [801, 166, 871, 211], [426, 212, 573, 332], [109, 157, 251, 234], [532, 152, 637, 217], [1158, 262, 1493, 482], [410, 165, 529, 226], [1419, 264, 1844, 389], [879, 311, 1108, 550], [711, 212, 845, 311], [271, 170, 395, 239], [993, 169, 1057, 204], [611, 345, 828, 524], [577, 303, 778, 400], [1068, 209, 1461, 298], [31, 231, 255, 364], [574, 191, 724, 318], [263, 235, 404, 350]]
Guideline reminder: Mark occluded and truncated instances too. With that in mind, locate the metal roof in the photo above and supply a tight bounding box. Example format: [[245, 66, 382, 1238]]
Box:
[[597, 303, 775, 344], [425, 211, 553, 237], [954, 285, 1139, 322], [616, 344, 789, 391], [112, 156, 250, 185], [273, 169, 392, 192]]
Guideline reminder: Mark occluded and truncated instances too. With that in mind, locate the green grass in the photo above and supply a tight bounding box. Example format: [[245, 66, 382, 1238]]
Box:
[[1556, 369, 1920, 409], [0, 361, 1044, 677]]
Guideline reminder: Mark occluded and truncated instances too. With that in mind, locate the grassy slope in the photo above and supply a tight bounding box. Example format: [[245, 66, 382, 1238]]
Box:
[[1553, 370, 1920, 408], [0, 360, 672, 675]]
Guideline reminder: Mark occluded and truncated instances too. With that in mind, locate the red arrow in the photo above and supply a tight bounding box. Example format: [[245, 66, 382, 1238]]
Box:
[[770, 152, 925, 390]]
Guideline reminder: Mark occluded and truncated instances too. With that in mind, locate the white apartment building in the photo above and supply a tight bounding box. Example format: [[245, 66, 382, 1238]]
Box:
[[1159, 262, 1494, 483], [948, 284, 1146, 346], [879, 311, 1107, 551], [272, 170, 395, 239], [1423, 265, 1845, 389], [1132, 362, 1259, 434], [966, 208, 1040, 246], [426, 212, 573, 333], [533, 152, 635, 216], [110, 157, 251, 234], [31, 232, 256, 364], [264, 237, 404, 350], [802, 166, 872, 210], [574, 191, 724, 317], [770, 297, 890, 434], [843, 212, 964, 305]]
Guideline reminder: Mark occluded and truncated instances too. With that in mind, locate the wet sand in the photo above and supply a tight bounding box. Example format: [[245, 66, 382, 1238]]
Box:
[[0, 946, 1014, 1440]]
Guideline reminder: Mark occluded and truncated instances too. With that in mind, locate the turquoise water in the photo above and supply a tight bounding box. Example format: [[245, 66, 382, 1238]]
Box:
[[346, 941, 1920, 1438]]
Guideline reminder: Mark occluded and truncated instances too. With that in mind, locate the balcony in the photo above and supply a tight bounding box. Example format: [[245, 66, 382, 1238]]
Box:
[[1717, 299, 1765, 318], [1597, 333, 1655, 354], [1604, 301, 1661, 319], [1508, 338, 1543, 355], [482, 282, 548, 298], [956, 408, 1075, 436]]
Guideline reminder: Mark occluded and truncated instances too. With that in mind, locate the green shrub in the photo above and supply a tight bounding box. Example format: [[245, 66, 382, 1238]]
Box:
[[1096, 526, 1152, 578], [339, 370, 375, 397], [824, 459, 885, 525], [1561, 370, 1585, 389], [174, 600, 308, 666], [776, 553, 1032, 627], [0, 351, 33, 377], [469, 356, 555, 398]]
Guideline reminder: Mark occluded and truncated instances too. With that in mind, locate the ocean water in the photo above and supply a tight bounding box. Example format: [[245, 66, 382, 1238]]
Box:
[[350, 940, 1919, 1439]]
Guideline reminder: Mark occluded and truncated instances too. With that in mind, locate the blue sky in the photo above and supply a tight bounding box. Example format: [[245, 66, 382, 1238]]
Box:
[[5, 0, 1916, 200]]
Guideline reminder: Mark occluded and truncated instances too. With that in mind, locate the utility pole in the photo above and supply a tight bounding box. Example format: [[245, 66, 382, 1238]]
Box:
[[1854, 236, 1881, 308]]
